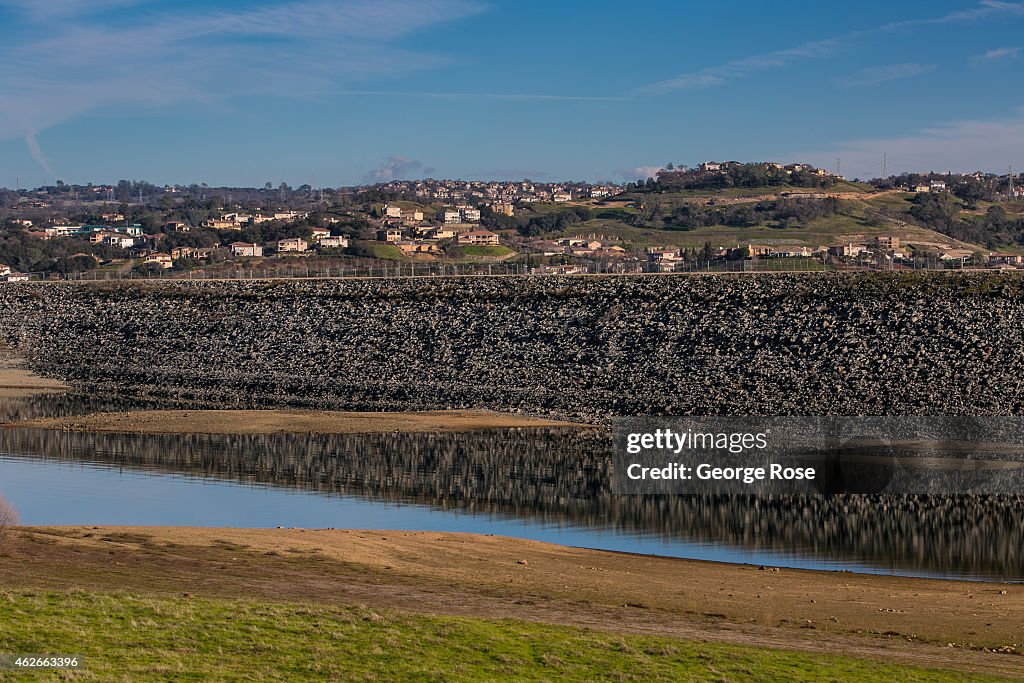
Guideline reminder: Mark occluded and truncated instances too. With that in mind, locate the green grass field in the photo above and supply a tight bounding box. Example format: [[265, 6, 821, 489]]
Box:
[[460, 245, 515, 258], [0, 591, 1003, 682], [365, 244, 405, 260], [566, 191, 987, 252]]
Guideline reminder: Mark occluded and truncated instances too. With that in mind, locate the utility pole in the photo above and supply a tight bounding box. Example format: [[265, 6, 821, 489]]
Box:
[[882, 153, 887, 179]]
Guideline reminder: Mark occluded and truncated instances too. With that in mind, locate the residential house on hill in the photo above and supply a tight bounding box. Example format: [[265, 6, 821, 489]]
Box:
[[145, 253, 174, 269], [989, 253, 1024, 266], [230, 242, 264, 257], [647, 248, 681, 272], [939, 248, 972, 263], [457, 229, 500, 246], [204, 218, 240, 229], [318, 235, 349, 249], [277, 237, 308, 253], [426, 227, 458, 241]]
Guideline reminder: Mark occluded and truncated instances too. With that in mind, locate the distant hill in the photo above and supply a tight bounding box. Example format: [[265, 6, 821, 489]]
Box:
[[554, 184, 1023, 254], [588, 162, 1024, 253]]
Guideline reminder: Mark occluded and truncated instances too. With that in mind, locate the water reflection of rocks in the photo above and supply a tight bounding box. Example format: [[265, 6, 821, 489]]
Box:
[[2, 425, 1022, 580], [0, 395, 171, 424]]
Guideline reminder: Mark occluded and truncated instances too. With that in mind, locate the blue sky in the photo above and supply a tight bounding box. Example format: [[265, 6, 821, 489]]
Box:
[[0, 0, 1022, 187]]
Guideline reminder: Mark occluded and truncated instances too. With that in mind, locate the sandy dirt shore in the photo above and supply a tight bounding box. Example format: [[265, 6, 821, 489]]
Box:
[[8, 409, 586, 434], [2, 527, 1021, 677], [0, 341, 68, 396]]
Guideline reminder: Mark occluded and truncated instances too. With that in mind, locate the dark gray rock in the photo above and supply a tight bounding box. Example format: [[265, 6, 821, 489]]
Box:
[[1, 273, 1022, 422]]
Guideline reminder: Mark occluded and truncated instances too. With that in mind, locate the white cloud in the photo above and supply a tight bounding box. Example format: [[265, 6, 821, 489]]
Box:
[[0, 0, 484, 175], [0, 0, 155, 19], [639, 36, 849, 94], [836, 63, 936, 87], [639, 2, 1024, 94], [970, 46, 1021, 64], [790, 107, 1024, 179], [881, 0, 1024, 29], [615, 166, 664, 181], [335, 90, 626, 102]]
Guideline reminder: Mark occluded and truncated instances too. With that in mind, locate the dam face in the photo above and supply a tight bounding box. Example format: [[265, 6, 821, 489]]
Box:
[[0, 273, 1022, 421]]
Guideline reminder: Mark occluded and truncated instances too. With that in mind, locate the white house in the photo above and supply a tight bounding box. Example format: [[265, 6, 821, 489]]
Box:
[[384, 205, 403, 219], [318, 235, 349, 249], [273, 211, 307, 221], [43, 225, 84, 239], [106, 235, 138, 249]]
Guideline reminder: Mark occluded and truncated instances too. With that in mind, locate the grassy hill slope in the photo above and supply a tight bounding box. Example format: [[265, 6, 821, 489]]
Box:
[[559, 188, 998, 253]]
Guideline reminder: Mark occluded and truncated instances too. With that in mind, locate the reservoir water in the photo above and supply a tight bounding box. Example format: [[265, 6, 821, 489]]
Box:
[[1, 394, 1022, 582]]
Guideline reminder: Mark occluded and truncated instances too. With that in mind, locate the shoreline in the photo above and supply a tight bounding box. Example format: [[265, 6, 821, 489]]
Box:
[[6, 408, 591, 434], [5, 526, 1022, 677], [0, 341, 69, 396]]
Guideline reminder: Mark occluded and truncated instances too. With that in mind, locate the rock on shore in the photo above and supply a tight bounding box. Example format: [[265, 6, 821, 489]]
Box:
[[1, 273, 1022, 421]]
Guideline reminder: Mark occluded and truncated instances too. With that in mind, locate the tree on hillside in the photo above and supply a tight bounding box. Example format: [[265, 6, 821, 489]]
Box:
[[953, 179, 987, 208], [909, 193, 960, 231]]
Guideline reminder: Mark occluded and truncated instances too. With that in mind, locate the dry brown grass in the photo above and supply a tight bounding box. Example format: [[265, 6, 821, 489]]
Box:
[[2, 526, 1022, 678]]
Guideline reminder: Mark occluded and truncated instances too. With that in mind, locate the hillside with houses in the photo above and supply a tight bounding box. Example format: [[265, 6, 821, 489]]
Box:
[[0, 162, 1022, 280]]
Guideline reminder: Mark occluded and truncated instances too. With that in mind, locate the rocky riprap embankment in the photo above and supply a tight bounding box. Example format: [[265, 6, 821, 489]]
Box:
[[0, 273, 1023, 421]]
